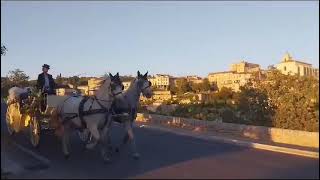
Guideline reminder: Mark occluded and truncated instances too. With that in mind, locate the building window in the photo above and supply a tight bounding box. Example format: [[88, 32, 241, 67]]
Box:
[[308, 68, 311, 76], [284, 66, 286, 71]]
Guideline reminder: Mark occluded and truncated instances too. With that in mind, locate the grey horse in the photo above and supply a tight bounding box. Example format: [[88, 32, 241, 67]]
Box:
[[110, 71, 153, 159], [52, 73, 124, 162]]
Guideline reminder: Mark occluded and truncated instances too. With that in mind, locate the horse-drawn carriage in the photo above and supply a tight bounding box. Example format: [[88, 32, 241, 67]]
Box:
[[5, 71, 153, 161], [6, 88, 71, 147]]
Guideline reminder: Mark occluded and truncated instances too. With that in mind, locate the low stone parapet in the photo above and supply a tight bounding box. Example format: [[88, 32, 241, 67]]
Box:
[[136, 113, 319, 148]]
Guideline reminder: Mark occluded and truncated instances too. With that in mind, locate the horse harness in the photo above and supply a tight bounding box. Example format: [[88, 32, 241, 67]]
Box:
[[61, 95, 111, 129]]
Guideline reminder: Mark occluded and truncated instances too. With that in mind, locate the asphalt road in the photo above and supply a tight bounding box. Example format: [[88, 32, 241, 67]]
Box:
[[1, 102, 319, 179]]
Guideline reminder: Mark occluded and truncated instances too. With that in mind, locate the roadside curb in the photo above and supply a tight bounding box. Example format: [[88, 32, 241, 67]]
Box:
[[9, 141, 51, 166], [1, 135, 51, 178], [139, 124, 319, 159], [1, 152, 26, 178]]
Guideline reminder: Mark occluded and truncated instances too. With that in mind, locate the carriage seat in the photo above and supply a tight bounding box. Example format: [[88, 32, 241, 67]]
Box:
[[42, 95, 71, 115]]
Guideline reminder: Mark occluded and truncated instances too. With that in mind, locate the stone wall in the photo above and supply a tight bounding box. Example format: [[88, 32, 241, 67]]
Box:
[[136, 113, 319, 148]]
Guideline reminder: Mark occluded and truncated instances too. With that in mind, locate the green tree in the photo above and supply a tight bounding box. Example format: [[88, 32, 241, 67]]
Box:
[[55, 74, 64, 85], [200, 78, 211, 92], [1, 69, 30, 97], [68, 76, 80, 89], [1, 77, 12, 97], [78, 77, 90, 86], [175, 78, 191, 95], [7, 69, 29, 87], [247, 70, 319, 132], [236, 86, 274, 126], [216, 87, 234, 104], [120, 75, 135, 82], [190, 78, 211, 93], [190, 82, 201, 93], [1, 45, 7, 56], [169, 84, 178, 94]]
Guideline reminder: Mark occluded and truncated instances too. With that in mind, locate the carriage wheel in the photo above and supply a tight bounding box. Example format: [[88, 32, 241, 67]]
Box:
[[6, 103, 22, 136], [30, 115, 41, 148], [5, 107, 15, 136]]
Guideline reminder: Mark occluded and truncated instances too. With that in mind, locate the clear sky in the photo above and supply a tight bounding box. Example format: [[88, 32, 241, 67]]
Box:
[[1, 1, 319, 80]]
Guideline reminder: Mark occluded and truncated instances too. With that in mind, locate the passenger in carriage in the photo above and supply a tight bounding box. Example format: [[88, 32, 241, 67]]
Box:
[[36, 64, 57, 95]]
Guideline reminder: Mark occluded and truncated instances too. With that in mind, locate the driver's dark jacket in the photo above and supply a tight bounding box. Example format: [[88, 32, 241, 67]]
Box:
[[36, 73, 56, 94]]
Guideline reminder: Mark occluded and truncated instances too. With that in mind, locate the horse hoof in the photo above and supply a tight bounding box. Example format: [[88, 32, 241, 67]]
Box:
[[103, 157, 112, 164], [132, 153, 140, 160], [64, 154, 70, 159], [86, 142, 97, 150]]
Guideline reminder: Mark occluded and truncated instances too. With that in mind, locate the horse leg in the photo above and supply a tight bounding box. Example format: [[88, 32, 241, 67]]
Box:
[[104, 115, 114, 152], [61, 125, 71, 159], [99, 117, 113, 163], [125, 121, 140, 159], [86, 125, 100, 149], [115, 132, 128, 152], [115, 117, 134, 153], [122, 112, 135, 145]]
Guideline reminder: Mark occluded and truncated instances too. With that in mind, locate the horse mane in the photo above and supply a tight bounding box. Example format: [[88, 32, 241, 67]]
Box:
[[127, 78, 138, 90], [102, 77, 111, 89]]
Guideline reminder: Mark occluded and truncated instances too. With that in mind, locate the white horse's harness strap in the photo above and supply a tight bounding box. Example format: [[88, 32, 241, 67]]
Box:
[[78, 96, 109, 129], [60, 96, 110, 127]]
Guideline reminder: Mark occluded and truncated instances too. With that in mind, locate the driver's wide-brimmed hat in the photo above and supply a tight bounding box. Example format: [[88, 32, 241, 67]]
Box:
[[42, 64, 50, 69]]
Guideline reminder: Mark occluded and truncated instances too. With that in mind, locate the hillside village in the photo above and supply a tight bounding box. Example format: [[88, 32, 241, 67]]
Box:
[[55, 52, 319, 106]]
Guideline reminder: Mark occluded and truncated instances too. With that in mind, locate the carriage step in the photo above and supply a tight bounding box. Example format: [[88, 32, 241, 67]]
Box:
[[40, 122, 50, 130], [40, 124, 54, 130], [40, 126, 49, 130]]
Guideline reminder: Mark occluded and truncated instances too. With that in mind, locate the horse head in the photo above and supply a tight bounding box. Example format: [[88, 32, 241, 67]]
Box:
[[109, 72, 124, 96], [136, 71, 153, 98]]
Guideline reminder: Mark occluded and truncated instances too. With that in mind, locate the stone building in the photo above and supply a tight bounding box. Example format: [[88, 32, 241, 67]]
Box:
[[122, 81, 132, 91], [208, 61, 260, 92], [186, 75, 203, 84], [140, 90, 172, 102], [276, 52, 319, 78], [149, 74, 175, 90]]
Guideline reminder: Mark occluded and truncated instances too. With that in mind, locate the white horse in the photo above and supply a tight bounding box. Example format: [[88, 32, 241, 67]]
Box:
[[51, 73, 124, 161], [110, 71, 153, 159], [7, 86, 32, 104]]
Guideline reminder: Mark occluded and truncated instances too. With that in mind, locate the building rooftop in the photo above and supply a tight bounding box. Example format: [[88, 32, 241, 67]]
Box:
[[278, 59, 312, 65], [155, 74, 170, 76], [186, 75, 202, 80], [208, 71, 234, 75], [150, 74, 176, 78], [208, 70, 256, 76], [280, 52, 312, 65]]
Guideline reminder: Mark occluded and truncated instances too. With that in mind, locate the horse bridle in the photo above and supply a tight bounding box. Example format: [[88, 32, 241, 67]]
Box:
[[110, 82, 124, 96], [141, 81, 152, 91], [99, 78, 124, 97]]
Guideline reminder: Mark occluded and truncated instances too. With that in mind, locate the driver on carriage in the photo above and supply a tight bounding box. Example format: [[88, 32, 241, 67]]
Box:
[[37, 64, 57, 95]]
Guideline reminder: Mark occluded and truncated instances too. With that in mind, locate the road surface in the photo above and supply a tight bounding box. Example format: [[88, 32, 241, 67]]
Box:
[[1, 102, 319, 179]]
